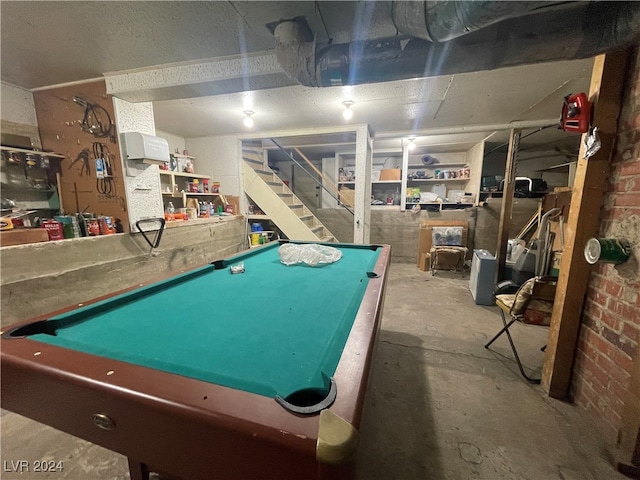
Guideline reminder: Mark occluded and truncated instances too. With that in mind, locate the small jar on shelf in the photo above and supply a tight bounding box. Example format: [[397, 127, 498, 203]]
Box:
[[165, 202, 175, 221]]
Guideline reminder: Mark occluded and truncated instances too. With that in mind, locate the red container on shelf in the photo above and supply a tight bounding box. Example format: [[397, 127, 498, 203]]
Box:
[[98, 216, 115, 235], [87, 218, 101, 236], [41, 220, 64, 241]]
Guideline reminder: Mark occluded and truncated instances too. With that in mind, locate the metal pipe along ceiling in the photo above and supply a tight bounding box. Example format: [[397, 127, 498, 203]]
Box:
[[272, 1, 640, 88]]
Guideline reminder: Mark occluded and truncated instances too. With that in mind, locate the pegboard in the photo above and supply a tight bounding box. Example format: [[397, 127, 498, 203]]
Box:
[[33, 81, 130, 229]]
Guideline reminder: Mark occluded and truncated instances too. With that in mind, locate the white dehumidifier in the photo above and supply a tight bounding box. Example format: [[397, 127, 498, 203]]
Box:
[[469, 249, 496, 305]]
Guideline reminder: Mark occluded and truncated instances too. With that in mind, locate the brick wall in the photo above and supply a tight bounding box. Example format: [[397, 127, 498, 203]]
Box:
[[571, 47, 640, 442]]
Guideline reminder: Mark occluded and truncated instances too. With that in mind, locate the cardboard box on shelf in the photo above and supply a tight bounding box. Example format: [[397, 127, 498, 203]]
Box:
[[225, 195, 240, 215], [379, 169, 401, 181]]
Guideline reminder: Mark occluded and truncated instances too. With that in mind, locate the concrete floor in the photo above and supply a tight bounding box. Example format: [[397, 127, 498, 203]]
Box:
[[0, 262, 628, 480]]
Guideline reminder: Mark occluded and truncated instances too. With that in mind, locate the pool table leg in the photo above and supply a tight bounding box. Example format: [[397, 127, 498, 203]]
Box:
[[127, 458, 150, 480]]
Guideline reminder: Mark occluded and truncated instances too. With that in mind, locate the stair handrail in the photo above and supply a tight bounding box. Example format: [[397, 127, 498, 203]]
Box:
[[270, 138, 354, 216]]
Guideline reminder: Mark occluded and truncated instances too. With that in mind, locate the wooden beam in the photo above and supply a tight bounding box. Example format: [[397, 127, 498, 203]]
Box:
[[495, 128, 521, 282], [542, 50, 630, 398]]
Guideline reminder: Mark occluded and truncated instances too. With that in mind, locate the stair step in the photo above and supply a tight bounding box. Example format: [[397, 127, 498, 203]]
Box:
[[265, 181, 281, 187], [243, 156, 264, 166], [311, 225, 324, 233], [277, 193, 294, 204], [242, 151, 261, 157], [299, 215, 313, 221], [289, 204, 304, 209], [242, 147, 263, 156], [320, 236, 335, 243]]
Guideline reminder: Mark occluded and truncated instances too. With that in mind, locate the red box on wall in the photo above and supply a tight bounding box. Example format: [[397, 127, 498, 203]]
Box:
[[41, 220, 64, 241]]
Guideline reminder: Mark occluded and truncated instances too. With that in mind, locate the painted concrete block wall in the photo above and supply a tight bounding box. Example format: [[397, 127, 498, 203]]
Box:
[[316, 198, 539, 262], [571, 47, 640, 442], [1, 218, 246, 327], [186, 135, 241, 196]]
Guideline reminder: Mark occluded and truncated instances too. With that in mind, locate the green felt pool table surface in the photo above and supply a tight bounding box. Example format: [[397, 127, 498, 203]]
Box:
[[30, 241, 383, 401]]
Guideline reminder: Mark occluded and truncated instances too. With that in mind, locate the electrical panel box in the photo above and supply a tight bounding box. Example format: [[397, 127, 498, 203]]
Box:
[[469, 249, 496, 305]]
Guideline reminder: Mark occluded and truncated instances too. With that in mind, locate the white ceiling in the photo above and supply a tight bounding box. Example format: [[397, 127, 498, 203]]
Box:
[[1, 1, 591, 154], [152, 59, 592, 142], [0, 1, 395, 89]]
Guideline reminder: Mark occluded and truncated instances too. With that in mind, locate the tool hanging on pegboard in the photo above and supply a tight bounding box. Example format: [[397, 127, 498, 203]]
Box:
[[93, 142, 126, 210], [72, 96, 116, 143], [93, 142, 114, 196], [69, 148, 91, 176]]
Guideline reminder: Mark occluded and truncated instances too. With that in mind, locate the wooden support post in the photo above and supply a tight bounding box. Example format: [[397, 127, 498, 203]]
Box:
[[495, 128, 521, 282], [353, 126, 372, 244], [542, 51, 629, 398]]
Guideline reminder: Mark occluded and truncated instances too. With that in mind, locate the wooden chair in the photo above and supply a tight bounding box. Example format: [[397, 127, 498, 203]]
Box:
[[484, 276, 557, 383]]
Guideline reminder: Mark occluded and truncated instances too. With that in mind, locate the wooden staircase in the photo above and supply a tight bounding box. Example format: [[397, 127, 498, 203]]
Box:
[[242, 146, 336, 243]]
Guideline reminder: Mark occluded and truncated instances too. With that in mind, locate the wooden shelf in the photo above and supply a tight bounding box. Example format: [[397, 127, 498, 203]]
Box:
[[0, 146, 65, 159], [185, 192, 221, 197], [159, 165, 218, 206], [407, 162, 467, 168], [406, 202, 474, 210], [370, 205, 401, 210], [2, 184, 56, 193], [407, 178, 469, 183], [336, 138, 482, 211], [340, 180, 402, 185], [170, 153, 196, 160], [159, 171, 209, 179]]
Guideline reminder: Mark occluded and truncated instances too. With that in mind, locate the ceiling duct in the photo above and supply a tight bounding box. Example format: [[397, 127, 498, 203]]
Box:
[[272, 1, 640, 88], [392, 1, 580, 43], [270, 17, 316, 87]]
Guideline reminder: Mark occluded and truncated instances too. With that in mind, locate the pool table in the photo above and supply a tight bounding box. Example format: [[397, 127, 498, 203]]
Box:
[[1, 240, 390, 480]]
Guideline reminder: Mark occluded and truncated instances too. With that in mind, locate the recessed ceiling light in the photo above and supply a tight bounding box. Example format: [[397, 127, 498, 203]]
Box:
[[243, 110, 254, 128], [407, 138, 416, 150], [342, 101, 354, 120]]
